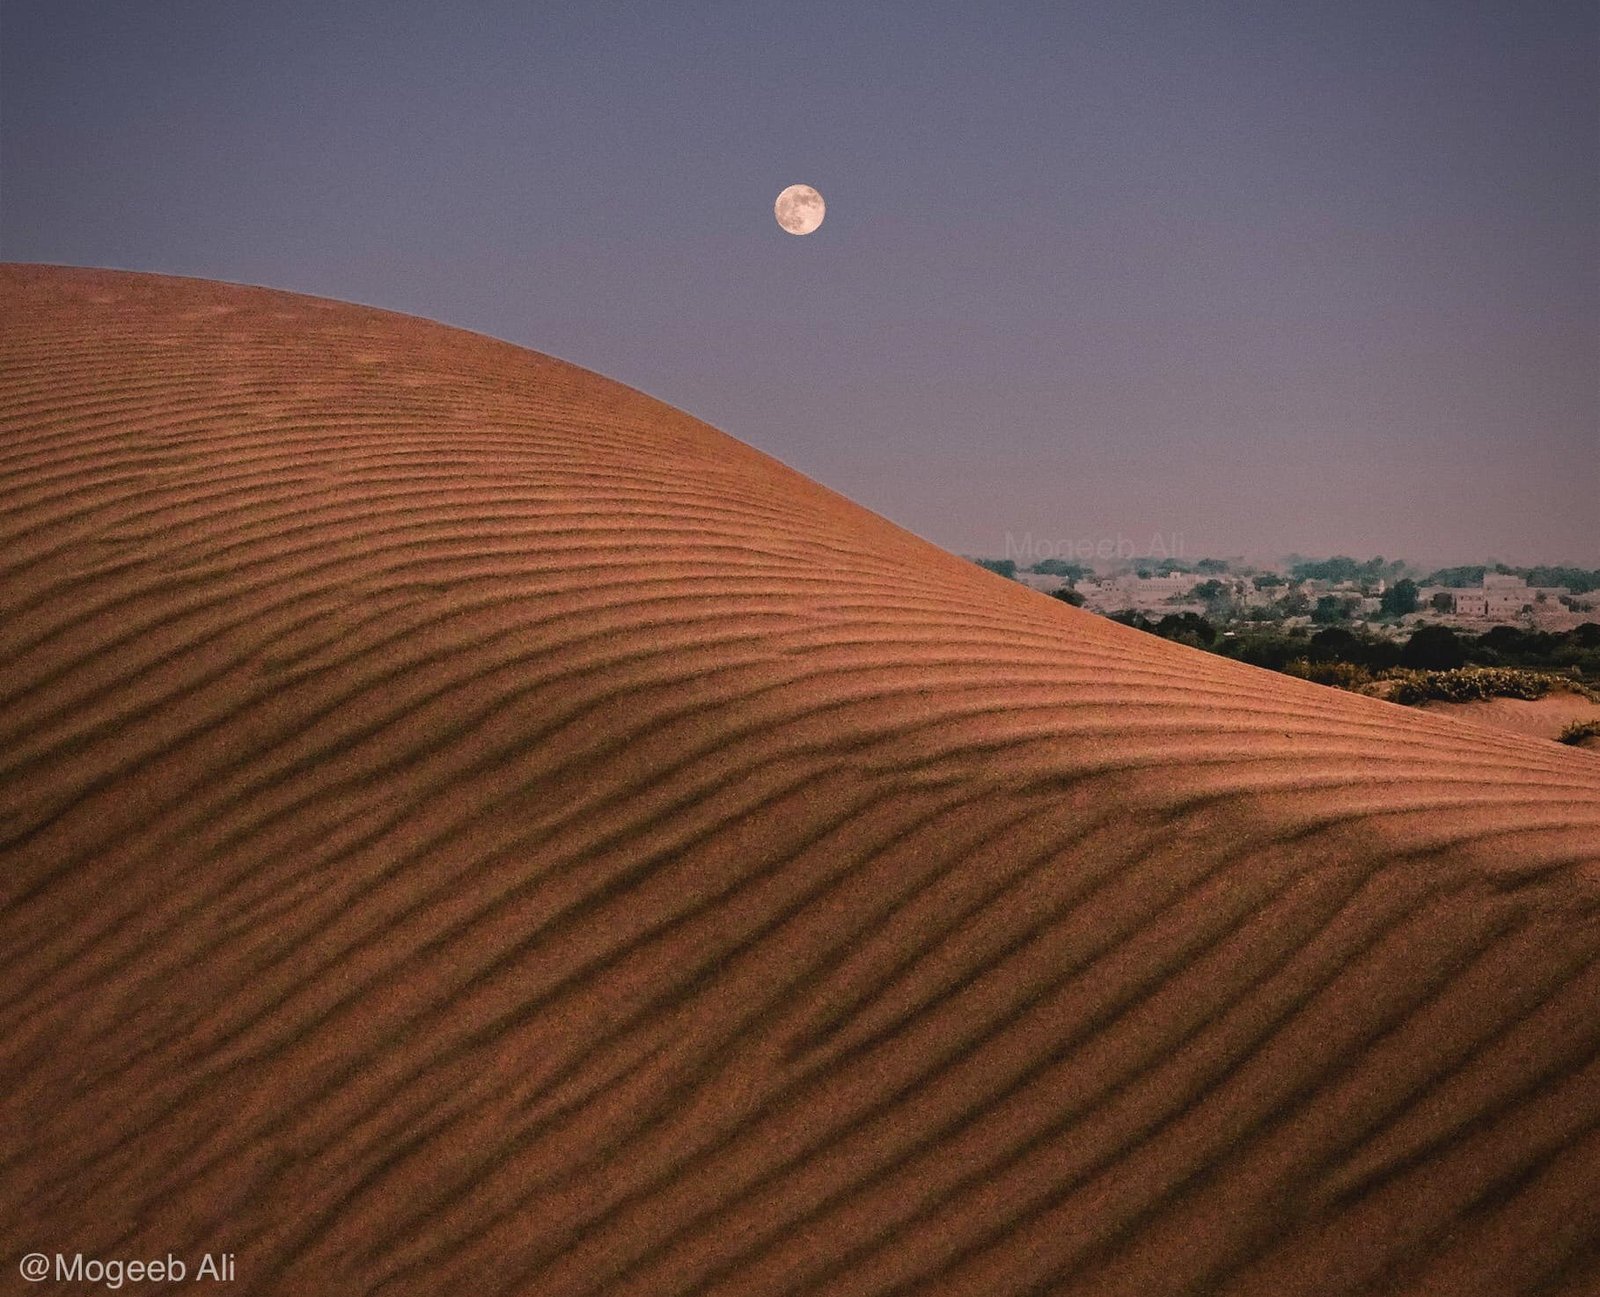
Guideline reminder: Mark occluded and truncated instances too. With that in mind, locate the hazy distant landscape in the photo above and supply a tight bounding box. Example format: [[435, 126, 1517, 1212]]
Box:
[[970, 552, 1600, 743]]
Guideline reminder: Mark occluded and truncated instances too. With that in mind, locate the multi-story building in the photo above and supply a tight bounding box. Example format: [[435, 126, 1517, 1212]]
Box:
[[1482, 573, 1533, 618], [1446, 574, 1573, 622]]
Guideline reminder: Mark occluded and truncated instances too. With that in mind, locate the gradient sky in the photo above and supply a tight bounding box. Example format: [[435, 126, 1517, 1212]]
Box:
[[4, 0, 1595, 564]]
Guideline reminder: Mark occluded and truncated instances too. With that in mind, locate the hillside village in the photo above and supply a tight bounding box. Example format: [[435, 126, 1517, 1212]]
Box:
[[989, 559, 1600, 635]]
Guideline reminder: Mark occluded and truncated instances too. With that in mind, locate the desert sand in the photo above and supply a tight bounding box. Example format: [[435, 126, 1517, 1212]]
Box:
[[1416, 692, 1600, 744], [3, 265, 1599, 1297]]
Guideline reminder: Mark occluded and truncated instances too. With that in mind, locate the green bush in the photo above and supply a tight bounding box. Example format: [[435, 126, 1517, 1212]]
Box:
[[1400, 624, 1466, 670], [1557, 720, 1600, 745], [1283, 659, 1374, 689], [1154, 611, 1217, 646], [1376, 667, 1600, 706]]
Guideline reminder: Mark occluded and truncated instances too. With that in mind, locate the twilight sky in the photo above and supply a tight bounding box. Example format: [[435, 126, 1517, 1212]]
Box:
[[3, 0, 1595, 565]]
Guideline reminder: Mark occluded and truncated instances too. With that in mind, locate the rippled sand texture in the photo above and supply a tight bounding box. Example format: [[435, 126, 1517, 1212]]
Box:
[[4, 265, 1600, 1297]]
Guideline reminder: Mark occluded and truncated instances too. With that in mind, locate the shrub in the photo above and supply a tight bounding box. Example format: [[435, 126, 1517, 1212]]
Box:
[[1305, 627, 1400, 670], [1031, 559, 1091, 579], [1283, 659, 1374, 689], [974, 558, 1016, 579], [1154, 612, 1217, 646], [1379, 578, 1420, 618], [1557, 720, 1600, 746], [1377, 667, 1600, 706], [1312, 594, 1356, 625], [1308, 627, 1362, 661], [1400, 624, 1466, 670], [1216, 629, 1311, 671]]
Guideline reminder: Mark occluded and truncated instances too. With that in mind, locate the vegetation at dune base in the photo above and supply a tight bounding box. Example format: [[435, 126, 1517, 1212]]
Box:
[[1106, 611, 1600, 705], [992, 551, 1600, 717], [1558, 719, 1600, 746], [1278, 661, 1600, 704], [1368, 667, 1600, 706], [1400, 623, 1467, 669]]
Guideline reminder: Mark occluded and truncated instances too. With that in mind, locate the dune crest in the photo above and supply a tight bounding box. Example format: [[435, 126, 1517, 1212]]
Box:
[[3, 265, 1599, 1296]]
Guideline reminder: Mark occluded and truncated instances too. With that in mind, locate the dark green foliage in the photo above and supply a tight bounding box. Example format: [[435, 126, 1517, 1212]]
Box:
[[1421, 564, 1600, 594], [974, 558, 1016, 579], [1309, 627, 1362, 659], [1291, 555, 1408, 584], [1096, 595, 1600, 695], [1285, 659, 1373, 688], [1311, 594, 1355, 625], [1309, 627, 1400, 670], [1524, 567, 1600, 595], [1466, 623, 1600, 679], [1400, 624, 1466, 670], [1424, 565, 1486, 588], [1473, 625, 1556, 661], [1384, 667, 1597, 705], [1378, 578, 1419, 618], [1214, 628, 1313, 671], [1050, 587, 1085, 607], [1030, 559, 1091, 580], [1292, 556, 1363, 583], [1154, 612, 1217, 646], [1558, 719, 1600, 745]]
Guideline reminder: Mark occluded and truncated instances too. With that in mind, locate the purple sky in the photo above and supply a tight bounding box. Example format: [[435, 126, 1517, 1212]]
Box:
[[4, 0, 1595, 565]]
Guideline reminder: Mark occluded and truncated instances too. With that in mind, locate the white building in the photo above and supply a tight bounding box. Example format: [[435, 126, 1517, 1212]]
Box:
[[1446, 574, 1570, 622], [1113, 572, 1199, 595], [1483, 575, 1534, 618]]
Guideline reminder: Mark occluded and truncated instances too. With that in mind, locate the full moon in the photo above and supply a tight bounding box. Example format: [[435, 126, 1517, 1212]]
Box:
[[775, 184, 825, 235]]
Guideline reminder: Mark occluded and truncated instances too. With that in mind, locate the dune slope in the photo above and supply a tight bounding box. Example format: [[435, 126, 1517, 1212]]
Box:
[[3, 265, 1599, 1297], [1416, 692, 1600, 744]]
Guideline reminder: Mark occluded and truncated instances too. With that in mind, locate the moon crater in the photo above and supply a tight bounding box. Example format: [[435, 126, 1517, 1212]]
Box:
[[775, 184, 825, 235]]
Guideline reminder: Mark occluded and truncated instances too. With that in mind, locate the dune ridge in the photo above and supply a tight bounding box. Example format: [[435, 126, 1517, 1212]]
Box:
[[2, 264, 1599, 1296]]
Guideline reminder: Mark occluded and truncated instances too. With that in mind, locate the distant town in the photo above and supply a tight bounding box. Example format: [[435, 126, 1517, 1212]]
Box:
[[969, 553, 1600, 696], [975, 554, 1600, 634]]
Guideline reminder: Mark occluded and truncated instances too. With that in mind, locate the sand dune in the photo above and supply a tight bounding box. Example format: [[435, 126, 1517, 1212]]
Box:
[[3, 264, 1599, 1297], [1416, 692, 1600, 744]]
